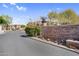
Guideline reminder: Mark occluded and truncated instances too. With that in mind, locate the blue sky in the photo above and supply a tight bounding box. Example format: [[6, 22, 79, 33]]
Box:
[[0, 3, 79, 24]]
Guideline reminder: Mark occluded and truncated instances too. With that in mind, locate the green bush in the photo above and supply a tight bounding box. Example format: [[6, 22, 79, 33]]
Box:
[[25, 27, 41, 36]]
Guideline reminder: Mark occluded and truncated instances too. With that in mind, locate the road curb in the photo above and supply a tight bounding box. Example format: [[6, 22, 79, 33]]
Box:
[[30, 37, 79, 54]]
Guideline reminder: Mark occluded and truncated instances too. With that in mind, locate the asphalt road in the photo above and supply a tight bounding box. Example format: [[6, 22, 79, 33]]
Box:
[[0, 31, 79, 56]]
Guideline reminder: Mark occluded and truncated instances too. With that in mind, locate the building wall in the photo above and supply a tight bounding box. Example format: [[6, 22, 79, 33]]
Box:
[[27, 21, 48, 27], [2, 25, 25, 31], [0, 25, 2, 31]]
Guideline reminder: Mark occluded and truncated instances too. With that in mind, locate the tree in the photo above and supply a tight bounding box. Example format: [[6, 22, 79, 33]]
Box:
[[48, 11, 58, 20], [60, 9, 78, 24], [48, 9, 79, 25], [0, 16, 6, 24], [40, 17, 46, 23], [21, 25, 25, 28], [0, 15, 12, 30], [48, 11, 59, 25], [0, 15, 12, 25], [58, 12, 70, 24]]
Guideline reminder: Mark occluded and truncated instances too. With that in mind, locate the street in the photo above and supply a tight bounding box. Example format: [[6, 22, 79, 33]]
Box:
[[0, 31, 79, 56]]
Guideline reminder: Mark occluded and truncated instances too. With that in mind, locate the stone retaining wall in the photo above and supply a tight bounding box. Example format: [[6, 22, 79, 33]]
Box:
[[41, 25, 79, 45]]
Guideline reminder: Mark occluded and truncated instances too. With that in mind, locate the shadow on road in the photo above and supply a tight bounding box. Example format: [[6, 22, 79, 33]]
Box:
[[20, 35, 28, 37], [20, 35, 31, 38]]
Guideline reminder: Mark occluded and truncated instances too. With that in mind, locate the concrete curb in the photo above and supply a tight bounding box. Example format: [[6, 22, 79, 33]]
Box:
[[30, 37, 79, 54]]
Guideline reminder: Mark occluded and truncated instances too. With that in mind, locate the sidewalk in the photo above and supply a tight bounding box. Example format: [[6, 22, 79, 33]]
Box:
[[0, 31, 5, 34], [31, 37, 79, 54], [0, 25, 5, 34]]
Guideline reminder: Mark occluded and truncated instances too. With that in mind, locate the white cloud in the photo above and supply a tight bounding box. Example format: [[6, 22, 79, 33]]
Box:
[[16, 5, 26, 11], [26, 16, 30, 18], [48, 8, 61, 12], [48, 9, 52, 12], [48, 8, 55, 12], [2, 4, 8, 8], [2, 3, 27, 12], [57, 8, 60, 10], [10, 3, 16, 5]]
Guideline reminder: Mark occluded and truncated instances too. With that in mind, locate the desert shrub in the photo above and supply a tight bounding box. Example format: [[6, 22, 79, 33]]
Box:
[[25, 26, 41, 36]]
